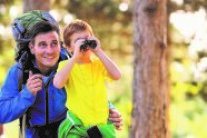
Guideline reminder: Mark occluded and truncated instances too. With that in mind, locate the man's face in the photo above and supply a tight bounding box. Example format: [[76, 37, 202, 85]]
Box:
[[29, 31, 61, 72]]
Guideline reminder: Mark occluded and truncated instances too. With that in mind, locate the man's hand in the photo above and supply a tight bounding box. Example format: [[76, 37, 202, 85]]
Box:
[[109, 108, 123, 130], [26, 71, 42, 95]]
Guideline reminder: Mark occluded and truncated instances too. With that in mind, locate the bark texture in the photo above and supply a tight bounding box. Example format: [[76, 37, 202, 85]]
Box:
[[0, 125, 3, 136], [130, 0, 170, 138]]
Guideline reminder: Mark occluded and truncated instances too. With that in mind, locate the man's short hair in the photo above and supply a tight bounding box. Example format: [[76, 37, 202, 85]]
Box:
[[15, 21, 60, 61], [29, 21, 60, 44]]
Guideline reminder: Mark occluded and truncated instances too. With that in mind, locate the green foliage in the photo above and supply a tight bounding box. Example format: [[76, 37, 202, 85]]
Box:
[[169, 8, 207, 137], [169, 0, 207, 12], [107, 60, 132, 138], [66, 0, 130, 20], [170, 97, 207, 138]]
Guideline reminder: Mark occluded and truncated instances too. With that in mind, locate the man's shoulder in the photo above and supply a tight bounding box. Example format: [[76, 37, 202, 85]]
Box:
[[2, 63, 19, 87], [8, 63, 19, 72], [4, 63, 19, 78]]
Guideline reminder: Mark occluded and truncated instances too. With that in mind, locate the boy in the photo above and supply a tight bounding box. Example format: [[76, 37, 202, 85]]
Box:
[[53, 19, 121, 137]]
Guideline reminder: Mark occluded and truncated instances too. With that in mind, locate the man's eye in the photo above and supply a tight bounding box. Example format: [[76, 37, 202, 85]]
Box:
[[52, 41, 58, 47], [39, 43, 47, 47]]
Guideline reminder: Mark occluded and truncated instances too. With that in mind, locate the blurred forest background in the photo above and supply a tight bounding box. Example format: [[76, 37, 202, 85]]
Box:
[[0, 0, 207, 138]]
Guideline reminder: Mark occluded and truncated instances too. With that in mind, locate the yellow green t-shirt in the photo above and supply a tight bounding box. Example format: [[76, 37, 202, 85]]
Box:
[[57, 58, 110, 126]]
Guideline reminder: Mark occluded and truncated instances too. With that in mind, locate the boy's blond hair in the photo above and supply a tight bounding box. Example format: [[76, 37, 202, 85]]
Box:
[[63, 19, 93, 47]]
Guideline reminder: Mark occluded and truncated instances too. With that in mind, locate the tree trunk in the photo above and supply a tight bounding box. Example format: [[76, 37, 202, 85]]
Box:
[[0, 125, 3, 136], [130, 0, 169, 138], [23, 0, 50, 12]]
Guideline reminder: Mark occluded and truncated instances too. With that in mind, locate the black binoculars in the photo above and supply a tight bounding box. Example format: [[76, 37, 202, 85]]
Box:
[[80, 40, 97, 51]]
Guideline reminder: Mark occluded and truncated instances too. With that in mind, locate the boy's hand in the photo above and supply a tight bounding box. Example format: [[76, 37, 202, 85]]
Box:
[[88, 36, 101, 53], [109, 108, 123, 130], [26, 71, 42, 95], [72, 39, 85, 59]]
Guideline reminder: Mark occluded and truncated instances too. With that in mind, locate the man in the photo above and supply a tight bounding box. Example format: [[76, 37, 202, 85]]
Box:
[[0, 21, 122, 138]]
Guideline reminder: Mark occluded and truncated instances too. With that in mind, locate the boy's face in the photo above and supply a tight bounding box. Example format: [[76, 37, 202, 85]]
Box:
[[29, 31, 61, 72], [69, 30, 91, 53]]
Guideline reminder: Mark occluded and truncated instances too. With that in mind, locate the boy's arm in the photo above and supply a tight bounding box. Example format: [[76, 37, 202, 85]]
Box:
[[97, 49, 121, 80], [54, 39, 83, 89], [92, 38, 121, 80], [53, 58, 76, 89]]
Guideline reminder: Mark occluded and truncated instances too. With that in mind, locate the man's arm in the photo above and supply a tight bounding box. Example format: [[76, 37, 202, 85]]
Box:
[[0, 65, 36, 123]]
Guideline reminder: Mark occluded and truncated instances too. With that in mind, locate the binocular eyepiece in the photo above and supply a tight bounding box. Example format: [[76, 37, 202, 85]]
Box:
[[80, 40, 97, 51]]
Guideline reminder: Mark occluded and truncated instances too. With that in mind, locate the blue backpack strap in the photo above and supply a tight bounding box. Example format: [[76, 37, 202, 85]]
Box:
[[17, 54, 25, 134], [17, 64, 23, 92], [17, 51, 28, 91]]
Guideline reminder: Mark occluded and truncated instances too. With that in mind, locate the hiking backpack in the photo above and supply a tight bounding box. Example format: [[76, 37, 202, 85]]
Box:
[[12, 10, 58, 42], [11, 10, 70, 138]]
